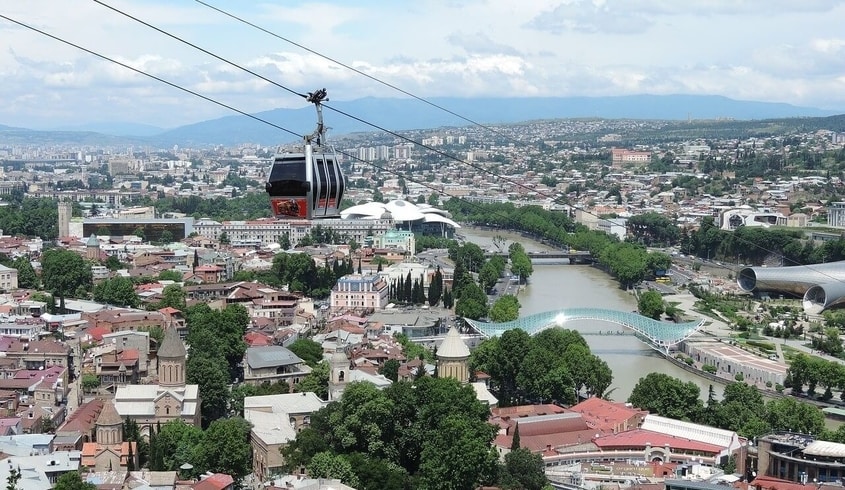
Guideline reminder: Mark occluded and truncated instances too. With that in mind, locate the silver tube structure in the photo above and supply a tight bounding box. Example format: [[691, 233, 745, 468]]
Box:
[[737, 261, 845, 296], [804, 282, 845, 314]]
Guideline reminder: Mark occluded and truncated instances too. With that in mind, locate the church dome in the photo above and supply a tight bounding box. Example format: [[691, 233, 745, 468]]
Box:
[[437, 327, 470, 360], [96, 400, 123, 427], [158, 326, 186, 359]]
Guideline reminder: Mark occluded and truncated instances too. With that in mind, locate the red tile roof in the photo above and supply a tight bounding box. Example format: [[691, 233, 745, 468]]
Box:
[[569, 397, 646, 432], [593, 428, 723, 454], [59, 399, 105, 434], [751, 475, 813, 490], [193, 473, 234, 490]]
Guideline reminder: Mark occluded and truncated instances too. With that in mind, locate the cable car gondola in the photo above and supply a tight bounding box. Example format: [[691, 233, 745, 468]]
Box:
[[266, 88, 345, 219]]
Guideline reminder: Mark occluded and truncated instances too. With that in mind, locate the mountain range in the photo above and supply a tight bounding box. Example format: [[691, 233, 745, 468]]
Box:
[[2, 94, 842, 147]]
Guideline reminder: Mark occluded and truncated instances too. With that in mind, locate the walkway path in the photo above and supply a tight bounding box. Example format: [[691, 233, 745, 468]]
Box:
[[672, 292, 845, 366]]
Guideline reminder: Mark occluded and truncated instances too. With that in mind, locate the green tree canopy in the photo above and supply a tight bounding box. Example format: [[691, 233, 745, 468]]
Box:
[[638, 290, 665, 319], [489, 294, 520, 322], [41, 249, 92, 298], [628, 372, 702, 421]]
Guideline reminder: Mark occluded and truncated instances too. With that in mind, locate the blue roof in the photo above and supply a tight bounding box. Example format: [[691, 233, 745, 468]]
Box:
[[464, 308, 704, 348]]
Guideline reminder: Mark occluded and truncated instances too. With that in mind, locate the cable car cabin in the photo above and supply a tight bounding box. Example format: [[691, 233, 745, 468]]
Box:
[[266, 144, 345, 220]]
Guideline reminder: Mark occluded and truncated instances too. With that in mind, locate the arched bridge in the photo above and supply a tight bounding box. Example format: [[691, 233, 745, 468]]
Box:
[[464, 308, 705, 351]]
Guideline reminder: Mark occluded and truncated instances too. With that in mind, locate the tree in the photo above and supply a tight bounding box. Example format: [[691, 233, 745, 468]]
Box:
[[159, 230, 174, 244], [186, 353, 230, 426], [489, 294, 520, 322], [503, 448, 547, 490], [379, 359, 400, 383], [157, 284, 186, 310], [81, 373, 100, 393], [418, 414, 498, 490], [12, 256, 38, 289], [6, 466, 21, 490], [478, 260, 500, 292], [628, 373, 702, 421], [308, 452, 360, 488], [41, 249, 92, 299], [428, 266, 443, 306], [218, 231, 230, 245], [54, 472, 96, 490], [510, 423, 521, 450], [294, 361, 330, 399], [638, 290, 665, 319], [455, 281, 488, 320], [93, 276, 139, 308], [288, 339, 324, 367], [764, 397, 825, 435], [151, 419, 204, 472], [158, 270, 183, 282], [194, 418, 253, 483]]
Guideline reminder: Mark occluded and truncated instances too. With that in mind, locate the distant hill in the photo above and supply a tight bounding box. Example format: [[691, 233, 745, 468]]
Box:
[[0, 125, 142, 146], [1, 94, 842, 147], [153, 94, 840, 146], [49, 122, 166, 138]]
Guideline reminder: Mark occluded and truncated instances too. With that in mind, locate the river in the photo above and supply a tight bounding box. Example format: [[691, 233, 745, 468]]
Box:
[[460, 227, 716, 403]]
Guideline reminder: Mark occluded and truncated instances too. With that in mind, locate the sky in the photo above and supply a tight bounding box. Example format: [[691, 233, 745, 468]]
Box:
[[2, 0, 845, 130]]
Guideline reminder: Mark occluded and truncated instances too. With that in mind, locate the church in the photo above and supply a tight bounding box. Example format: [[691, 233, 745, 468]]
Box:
[[113, 325, 201, 429], [81, 400, 139, 472]]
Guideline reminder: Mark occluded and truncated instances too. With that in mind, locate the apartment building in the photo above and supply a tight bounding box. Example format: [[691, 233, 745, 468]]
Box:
[[330, 274, 389, 311]]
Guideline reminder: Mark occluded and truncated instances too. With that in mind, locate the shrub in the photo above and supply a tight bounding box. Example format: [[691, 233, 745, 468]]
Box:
[[735, 372, 744, 381], [775, 384, 784, 393], [702, 364, 717, 374]]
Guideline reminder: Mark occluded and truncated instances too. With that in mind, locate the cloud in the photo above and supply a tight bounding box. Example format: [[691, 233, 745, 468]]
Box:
[[526, 0, 842, 35], [447, 32, 522, 55], [527, 1, 654, 35]]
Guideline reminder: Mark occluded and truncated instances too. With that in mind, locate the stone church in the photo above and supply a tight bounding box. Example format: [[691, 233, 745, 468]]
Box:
[[113, 326, 201, 429]]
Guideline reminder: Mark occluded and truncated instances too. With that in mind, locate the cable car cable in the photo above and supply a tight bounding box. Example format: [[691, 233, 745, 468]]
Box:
[[93, 0, 826, 279], [4, 9, 826, 284], [193, 0, 516, 143]]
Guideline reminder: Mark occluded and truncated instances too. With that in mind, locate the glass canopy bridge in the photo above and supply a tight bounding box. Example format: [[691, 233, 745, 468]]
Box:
[[464, 308, 705, 352]]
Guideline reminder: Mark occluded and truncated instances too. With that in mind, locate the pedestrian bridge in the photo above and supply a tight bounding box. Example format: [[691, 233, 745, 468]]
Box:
[[464, 308, 705, 350]]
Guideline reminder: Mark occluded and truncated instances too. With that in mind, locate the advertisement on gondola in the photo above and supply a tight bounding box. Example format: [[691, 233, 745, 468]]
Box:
[[271, 198, 308, 218]]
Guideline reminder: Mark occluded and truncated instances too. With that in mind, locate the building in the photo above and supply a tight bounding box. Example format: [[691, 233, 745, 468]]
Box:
[[77, 218, 195, 242], [80, 400, 138, 472], [0, 264, 18, 291], [683, 341, 787, 386], [757, 432, 845, 483], [243, 392, 325, 479], [828, 202, 845, 228], [113, 326, 201, 429], [242, 346, 311, 387], [58, 201, 73, 238], [436, 327, 470, 383], [194, 217, 394, 248], [373, 229, 415, 255], [611, 148, 652, 166], [330, 274, 389, 312]]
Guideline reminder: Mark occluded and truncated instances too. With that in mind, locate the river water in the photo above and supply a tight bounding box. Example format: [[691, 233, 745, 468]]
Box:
[[460, 227, 715, 402]]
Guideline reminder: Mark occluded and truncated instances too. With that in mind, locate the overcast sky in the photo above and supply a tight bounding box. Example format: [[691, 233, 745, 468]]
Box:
[[3, 0, 845, 129]]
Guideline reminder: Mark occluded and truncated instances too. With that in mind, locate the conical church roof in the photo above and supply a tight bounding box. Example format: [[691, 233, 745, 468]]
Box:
[[158, 326, 187, 359], [437, 327, 470, 360], [86, 233, 99, 247], [96, 399, 123, 427]]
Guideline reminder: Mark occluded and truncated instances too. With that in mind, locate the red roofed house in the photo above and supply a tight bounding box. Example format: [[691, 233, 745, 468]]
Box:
[[569, 396, 647, 434], [193, 473, 235, 490], [492, 409, 599, 459], [94, 348, 141, 387], [193, 264, 225, 284]]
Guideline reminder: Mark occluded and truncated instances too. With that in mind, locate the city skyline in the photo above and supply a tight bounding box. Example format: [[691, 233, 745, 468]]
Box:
[[2, 0, 845, 129]]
